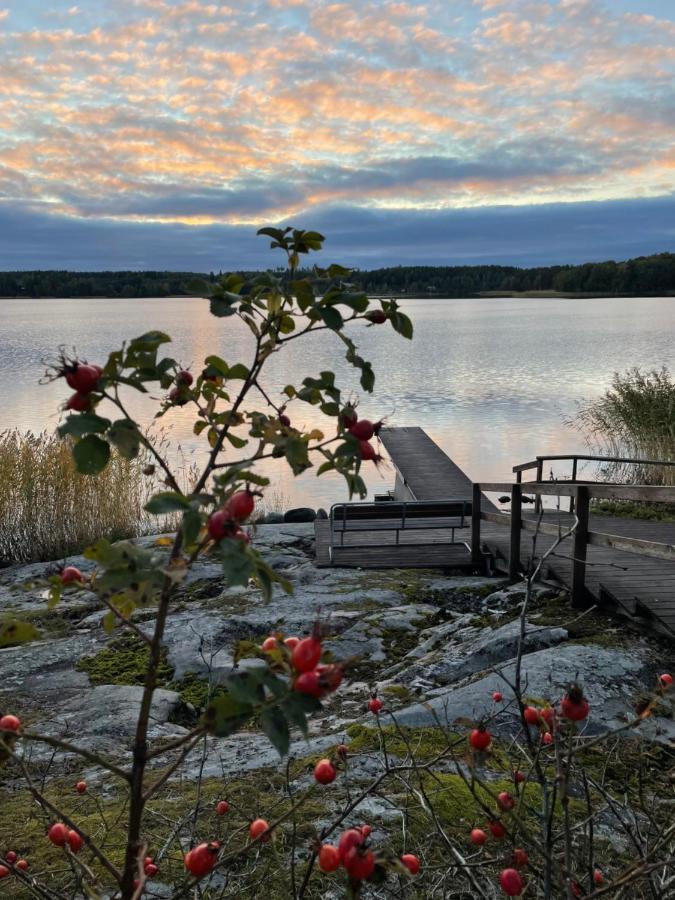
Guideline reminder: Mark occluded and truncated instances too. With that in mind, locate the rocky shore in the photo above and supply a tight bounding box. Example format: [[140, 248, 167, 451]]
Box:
[[2, 523, 673, 776]]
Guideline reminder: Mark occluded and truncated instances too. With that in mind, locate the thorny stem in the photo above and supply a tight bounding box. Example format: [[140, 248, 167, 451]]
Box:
[[121, 328, 268, 897]]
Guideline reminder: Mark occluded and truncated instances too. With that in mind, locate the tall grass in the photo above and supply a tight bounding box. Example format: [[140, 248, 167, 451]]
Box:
[[0, 430, 163, 564], [575, 367, 675, 486]]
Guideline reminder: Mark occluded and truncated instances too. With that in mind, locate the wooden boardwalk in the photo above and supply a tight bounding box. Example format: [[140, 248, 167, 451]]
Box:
[[378, 426, 477, 502], [480, 510, 675, 635], [314, 426, 675, 636]]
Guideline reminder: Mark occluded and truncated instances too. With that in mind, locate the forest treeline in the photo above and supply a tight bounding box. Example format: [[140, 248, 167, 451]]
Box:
[[0, 252, 673, 298]]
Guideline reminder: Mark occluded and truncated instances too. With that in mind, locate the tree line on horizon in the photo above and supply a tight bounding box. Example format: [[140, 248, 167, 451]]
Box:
[[0, 251, 673, 298]]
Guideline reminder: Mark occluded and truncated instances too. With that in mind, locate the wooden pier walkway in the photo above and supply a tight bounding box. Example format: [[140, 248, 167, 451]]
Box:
[[314, 427, 675, 636], [479, 509, 675, 635]]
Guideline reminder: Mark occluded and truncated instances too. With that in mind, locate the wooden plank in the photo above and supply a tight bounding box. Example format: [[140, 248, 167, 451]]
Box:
[[588, 531, 675, 561], [378, 427, 487, 505], [572, 487, 590, 608], [481, 482, 675, 503], [509, 483, 522, 581], [513, 460, 539, 473], [471, 483, 482, 568]]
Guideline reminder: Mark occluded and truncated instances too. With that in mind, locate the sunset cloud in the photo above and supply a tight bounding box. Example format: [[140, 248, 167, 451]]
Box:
[[0, 0, 673, 267]]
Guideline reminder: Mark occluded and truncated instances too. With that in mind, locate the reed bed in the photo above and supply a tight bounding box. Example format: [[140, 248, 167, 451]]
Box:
[[0, 430, 161, 564], [575, 367, 675, 486]]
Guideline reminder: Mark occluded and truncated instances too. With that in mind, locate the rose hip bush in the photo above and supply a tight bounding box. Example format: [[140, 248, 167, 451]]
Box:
[[1, 227, 674, 898], [0, 228, 414, 897]]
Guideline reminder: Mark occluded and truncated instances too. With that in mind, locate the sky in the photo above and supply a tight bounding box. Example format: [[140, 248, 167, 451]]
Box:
[[0, 0, 674, 270]]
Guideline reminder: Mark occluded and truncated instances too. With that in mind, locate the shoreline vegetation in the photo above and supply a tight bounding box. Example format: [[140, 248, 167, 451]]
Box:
[[0, 250, 673, 299]]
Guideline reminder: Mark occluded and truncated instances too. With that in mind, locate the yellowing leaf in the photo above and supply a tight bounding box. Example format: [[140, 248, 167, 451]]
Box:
[[154, 537, 174, 547]]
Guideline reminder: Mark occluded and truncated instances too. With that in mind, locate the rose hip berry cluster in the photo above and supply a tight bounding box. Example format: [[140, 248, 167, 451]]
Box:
[[208, 489, 257, 544], [169, 369, 194, 406], [318, 826, 420, 886], [0, 850, 30, 879], [286, 632, 344, 701], [341, 406, 385, 465], [60, 359, 103, 412], [48, 822, 84, 854]]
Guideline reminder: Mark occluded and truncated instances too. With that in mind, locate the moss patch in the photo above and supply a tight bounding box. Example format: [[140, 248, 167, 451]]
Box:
[[77, 632, 174, 686], [346, 724, 455, 759]]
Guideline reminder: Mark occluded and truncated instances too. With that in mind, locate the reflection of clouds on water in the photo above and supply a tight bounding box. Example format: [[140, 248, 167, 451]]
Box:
[[1, 296, 674, 508]]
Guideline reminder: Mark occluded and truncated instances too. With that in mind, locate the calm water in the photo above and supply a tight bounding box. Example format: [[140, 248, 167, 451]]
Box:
[[1, 296, 674, 508]]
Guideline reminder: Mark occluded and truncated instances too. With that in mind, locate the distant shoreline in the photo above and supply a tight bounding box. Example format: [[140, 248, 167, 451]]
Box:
[[2, 291, 675, 300]]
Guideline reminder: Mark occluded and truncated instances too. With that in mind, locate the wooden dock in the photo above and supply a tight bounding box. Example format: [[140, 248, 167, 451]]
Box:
[[315, 427, 496, 570], [314, 426, 675, 636], [477, 499, 675, 636]]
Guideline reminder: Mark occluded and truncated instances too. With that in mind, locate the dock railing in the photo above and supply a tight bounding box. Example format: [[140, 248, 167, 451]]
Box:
[[471, 481, 675, 608], [513, 454, 675, 513]]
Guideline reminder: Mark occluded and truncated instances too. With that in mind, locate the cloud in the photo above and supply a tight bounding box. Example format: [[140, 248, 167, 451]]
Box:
[[1, 194, 673, 270], [0, 0, 673, 262]]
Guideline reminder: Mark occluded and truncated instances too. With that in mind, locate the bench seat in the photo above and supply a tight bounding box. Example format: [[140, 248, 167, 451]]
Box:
[[328, 500, 471, 560]]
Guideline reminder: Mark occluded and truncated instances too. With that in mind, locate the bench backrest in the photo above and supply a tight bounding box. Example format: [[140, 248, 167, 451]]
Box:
[[331, 500, 470, 523]]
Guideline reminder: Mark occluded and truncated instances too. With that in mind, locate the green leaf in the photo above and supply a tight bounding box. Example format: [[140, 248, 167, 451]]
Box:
[[391, 311, 413, 339], [129, 331, 171, 351], [203, 692, 253, 737], [261, 671, 287, 700], [181, 508, 203, 547], [227, 363, 249, 380], [226, 433, 247, 449], [257, 226, 286, 242], [145, 492, 190, 514], [58, 413, 111, 439], [360, 362, 375, 392], [218, 539, 255, 586], [260, 705, 290, 756], [282, 692, 321, 738], [327, 263, 352, 278], [73, 434, 111, 475], [107, 419, 141, 459], [285, 436, 310, 474], [226, 670, 266, 705], [102, 610, 116, 635], [0, 620, 41, 648], [291, 279, 315, 312], [319, 307, 344, 330], [203, 355, 229, 376], [338, 292, 369, 312], [210, 294, 238, 317], [186, 278, 212, 296]]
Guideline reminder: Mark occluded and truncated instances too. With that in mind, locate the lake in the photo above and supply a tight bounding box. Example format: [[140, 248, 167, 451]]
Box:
[[1, 295, 673, 510]]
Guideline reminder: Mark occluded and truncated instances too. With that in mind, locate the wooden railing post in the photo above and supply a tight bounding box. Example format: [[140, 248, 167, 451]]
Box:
[[569, 457, 578, 513], [471, 483, 482, 570], [509, 482, 522, 581], [571, 485, 590, 607], [534, 458, 543, 514]]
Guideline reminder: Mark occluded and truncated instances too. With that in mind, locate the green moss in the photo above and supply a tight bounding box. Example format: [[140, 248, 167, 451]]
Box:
[[170, 671, 230, 711], [345, 724, 454, 759], [0, 599, 102, 641], [382, 684, 415, 703], [77, 632, 174, 686], [530, 593, 629, 648], [592, 499, 675, 523]]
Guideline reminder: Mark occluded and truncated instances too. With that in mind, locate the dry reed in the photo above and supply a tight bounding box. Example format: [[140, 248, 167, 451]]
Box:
[[0, 430, 159, 564], [574, 367, 675, 486]]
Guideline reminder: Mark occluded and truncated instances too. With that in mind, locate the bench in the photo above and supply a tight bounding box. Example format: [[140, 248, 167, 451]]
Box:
[[328, 499, 471, 561]]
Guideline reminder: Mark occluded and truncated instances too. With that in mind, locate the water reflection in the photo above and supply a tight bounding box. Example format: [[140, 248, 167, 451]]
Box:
[[1, 296, 673, 507]]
